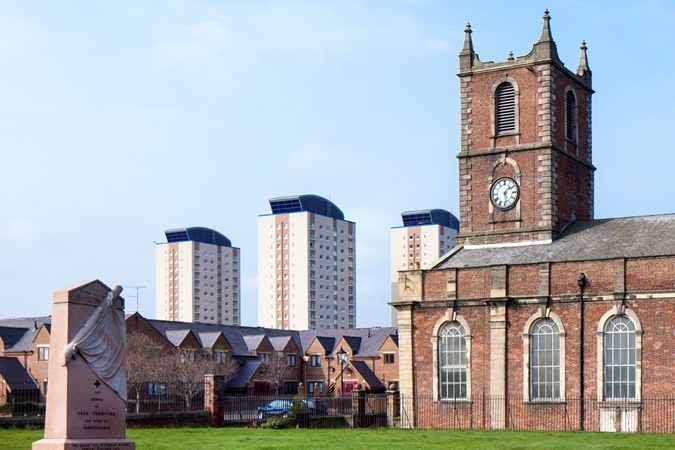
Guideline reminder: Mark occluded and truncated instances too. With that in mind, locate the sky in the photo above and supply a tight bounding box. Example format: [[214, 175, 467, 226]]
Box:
[[2, 1, 675, 327]]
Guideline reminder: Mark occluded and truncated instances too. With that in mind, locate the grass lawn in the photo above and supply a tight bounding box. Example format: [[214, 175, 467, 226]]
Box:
[[4, 427, 675, 449]]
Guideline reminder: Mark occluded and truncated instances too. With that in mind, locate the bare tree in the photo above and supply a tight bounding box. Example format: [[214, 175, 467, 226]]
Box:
[[259, 352, 294, 394], [203, 350, 239, 380], [163, 348, 208, 410], [126, 331, 164, 412]]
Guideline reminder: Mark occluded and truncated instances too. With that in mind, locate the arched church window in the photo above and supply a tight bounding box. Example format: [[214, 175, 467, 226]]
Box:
[[603, 315, 637, 400], [529, 318, 561, 399], [495, 82, 516, 134], [438, 321, 467, 399]]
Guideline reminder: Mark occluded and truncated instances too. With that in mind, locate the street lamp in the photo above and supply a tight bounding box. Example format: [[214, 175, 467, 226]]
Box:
[[325, 354, 334, 396], [302, 355, 310, 396], [337, 347, 347, 397]]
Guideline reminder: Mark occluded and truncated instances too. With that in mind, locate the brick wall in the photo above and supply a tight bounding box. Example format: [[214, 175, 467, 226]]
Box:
[[410, 255, 675, 429]]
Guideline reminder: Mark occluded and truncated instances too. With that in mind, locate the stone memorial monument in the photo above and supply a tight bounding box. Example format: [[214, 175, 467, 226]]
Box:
[[33, 280, 135, 450]]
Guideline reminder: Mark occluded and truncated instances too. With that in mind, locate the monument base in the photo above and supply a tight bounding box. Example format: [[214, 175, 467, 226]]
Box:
[[32, 438, 135, 450]]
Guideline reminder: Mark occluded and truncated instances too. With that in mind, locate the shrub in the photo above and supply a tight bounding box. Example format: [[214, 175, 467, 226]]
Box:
[[11, 402, 45, 415], [288, 396, 306, 420], [265, 417, 289, 429]]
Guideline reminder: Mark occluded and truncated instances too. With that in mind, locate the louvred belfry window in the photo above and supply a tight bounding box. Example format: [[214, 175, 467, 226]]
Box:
[[496, 82, 515, 134], [566, 90, 577, 142]]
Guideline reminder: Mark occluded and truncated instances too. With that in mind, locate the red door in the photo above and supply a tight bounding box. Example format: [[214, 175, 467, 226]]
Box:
[[343, 382, 356, 396]]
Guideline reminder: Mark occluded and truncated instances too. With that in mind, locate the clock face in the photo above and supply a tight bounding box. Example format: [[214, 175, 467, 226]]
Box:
[[490, 177, 519, 210]]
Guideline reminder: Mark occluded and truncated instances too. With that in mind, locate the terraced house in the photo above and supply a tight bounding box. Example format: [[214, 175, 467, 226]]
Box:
[[0, 305, 398, 405]]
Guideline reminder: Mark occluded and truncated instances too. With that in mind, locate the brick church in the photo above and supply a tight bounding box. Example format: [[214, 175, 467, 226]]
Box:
[[392, 10, 675, 432]]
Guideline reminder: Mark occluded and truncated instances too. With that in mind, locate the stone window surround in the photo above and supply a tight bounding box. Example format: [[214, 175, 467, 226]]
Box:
[[564, 86, 579, 154], [430, 308, 472, 401], [521, 308, 566, 402], [596, 305, 642, 402], [490, 75, 521, 148]]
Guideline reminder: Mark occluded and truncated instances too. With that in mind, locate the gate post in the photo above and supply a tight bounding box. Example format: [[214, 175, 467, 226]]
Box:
[[352, 387, 365, 428], [204, 374, 225, 427], [386, 385, 400, 427]]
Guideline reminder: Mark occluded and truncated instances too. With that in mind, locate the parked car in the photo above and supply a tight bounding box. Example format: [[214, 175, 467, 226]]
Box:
[[304, 398, 327, 416], [257, 398, 328, 419], [257, 399, 292, 419]]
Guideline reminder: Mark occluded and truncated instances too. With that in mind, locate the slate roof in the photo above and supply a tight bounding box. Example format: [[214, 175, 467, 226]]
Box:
[[226, 360, 262, 390], [436, 214, 675, 269], [164, 329, 192, 347], [196, 332, 222, 350], [242, 335, 265, 352], [350, 360, 385, 391], [268, 335, 292, 351], [137, 316, 398, 359], [299, 328, 398, 358], [143, 318, 256, 357], [0, 357, 39, 390], [0, 317, 51, 353]]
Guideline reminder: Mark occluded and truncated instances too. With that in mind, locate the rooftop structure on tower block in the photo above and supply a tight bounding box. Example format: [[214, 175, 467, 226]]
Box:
[[392, 10, 675, 433], [155, 226, 240, 325], [390, 209, 459, 325], [258, 195, 355, 331]]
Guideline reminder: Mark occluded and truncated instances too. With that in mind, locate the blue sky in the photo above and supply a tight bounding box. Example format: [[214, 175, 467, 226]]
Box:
[[1, 1, 674, 327]]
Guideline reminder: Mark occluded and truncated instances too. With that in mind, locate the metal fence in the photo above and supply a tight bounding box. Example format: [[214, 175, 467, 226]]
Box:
[[126, 383, 205, 413], [221, 393, 388, 428], [402, 394, 675, 433], [0, 381, 45, 416]]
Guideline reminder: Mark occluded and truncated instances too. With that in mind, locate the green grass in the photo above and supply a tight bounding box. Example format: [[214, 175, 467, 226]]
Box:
[[4, 428, 675, 449]]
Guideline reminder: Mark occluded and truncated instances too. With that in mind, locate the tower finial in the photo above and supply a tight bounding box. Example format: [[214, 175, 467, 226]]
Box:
[[539, 9, 552, 42], [577, 40, 590, 75], [575, 40, 592, 87], [461, 23, 474, 54], [458, 22, 476, 73]]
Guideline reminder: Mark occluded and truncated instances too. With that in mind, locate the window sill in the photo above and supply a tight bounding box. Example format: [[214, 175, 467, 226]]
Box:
[[434, 398, 472, 404], [491, 132, 520, 139], [523, 399, 566, 404]]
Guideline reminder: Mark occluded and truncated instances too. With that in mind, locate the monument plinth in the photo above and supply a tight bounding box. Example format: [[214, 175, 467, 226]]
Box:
[[33, 280, 135, 450]]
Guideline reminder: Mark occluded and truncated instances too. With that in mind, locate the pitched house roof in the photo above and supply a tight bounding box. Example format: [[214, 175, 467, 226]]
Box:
[[0, 357, 39, 390], [268, 335, 293, 352], [196, 332, 223, 350], [436, 214, 675, 269], [242, 335, 265, 352], [226, 360, 262, 390], [0, 317, 51, 353], [350, 360, 385, 391]]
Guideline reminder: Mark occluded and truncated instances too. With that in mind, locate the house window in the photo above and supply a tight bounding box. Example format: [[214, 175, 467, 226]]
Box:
[[286, 354, 296, 367], [384, 353, 395, 365], [495, 82, 516, 134], [310, 355, 321, 367], [603, 315, 637, 400], [147, 382, 165, 396], [438, 321, 467, 399], [530, 318, 560, 400], [308, 381, 323, 394], [261, 353, 270, 364], [38, 346, 49, 361], [566, 90, 577, 143], [284, 381, 298, 394]]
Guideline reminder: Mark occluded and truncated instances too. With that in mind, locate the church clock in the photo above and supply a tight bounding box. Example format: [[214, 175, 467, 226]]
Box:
[[490, 177, 519, 211]]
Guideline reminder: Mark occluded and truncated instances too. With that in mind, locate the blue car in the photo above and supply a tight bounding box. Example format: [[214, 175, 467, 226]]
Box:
[[257, 399, 293, 419], [257, 398, 328, 419]]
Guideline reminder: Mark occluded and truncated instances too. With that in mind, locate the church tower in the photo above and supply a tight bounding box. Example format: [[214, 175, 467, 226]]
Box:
[[456, 10, 594, 246]]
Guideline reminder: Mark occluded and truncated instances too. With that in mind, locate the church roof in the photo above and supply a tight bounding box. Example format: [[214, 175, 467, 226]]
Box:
[[436, 214, 675, 269]]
